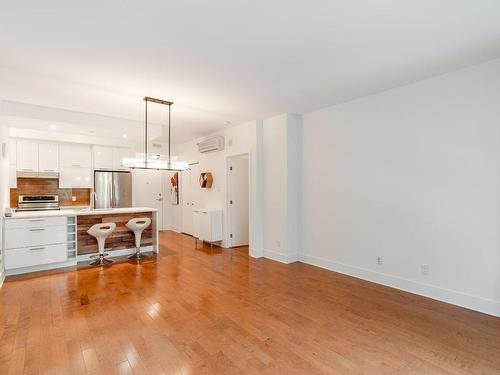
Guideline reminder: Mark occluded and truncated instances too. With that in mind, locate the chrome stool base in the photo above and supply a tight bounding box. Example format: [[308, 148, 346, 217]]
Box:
[[89, 253, 113, 266], [128, 247, 150, 260]]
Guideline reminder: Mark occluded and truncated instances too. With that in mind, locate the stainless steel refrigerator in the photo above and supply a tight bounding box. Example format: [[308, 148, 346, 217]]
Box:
[[94, 171, 132, 209]]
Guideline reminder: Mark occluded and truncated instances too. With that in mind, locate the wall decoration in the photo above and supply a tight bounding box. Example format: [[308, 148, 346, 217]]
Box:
[[170, 172, 179, 204], [199, 172, 213, 188]]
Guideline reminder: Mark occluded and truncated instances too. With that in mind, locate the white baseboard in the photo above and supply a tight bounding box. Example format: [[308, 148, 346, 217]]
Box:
[[6, 260, 78, 276], [263, 249, 299, 264], [299, 252, 500, 318], [76, 246, 154, 261], [164, 225, 182, 233], [249, 248, 264, 258]]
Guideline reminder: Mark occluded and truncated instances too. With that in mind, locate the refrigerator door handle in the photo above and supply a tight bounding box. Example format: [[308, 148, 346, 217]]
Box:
[[110, 175, 115, 208]]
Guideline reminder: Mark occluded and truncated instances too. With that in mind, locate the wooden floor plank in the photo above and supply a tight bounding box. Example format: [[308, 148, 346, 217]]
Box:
[[1, 231, 499, 374]]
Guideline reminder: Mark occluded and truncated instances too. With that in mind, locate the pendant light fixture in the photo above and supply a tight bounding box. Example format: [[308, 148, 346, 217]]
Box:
[[124, 96, 188, 171]]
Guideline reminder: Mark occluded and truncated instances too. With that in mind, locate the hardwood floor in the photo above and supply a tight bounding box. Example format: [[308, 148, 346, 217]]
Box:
[[1, 231, 499, 374]]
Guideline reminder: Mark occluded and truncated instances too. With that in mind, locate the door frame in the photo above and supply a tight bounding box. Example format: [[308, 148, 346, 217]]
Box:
[[226, 153, 250, 248]]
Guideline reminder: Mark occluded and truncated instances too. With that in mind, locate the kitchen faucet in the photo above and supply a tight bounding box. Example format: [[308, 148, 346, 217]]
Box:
[[90, 191, 97, 210]]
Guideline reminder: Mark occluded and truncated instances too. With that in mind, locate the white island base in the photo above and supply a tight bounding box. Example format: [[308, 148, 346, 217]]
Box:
[[2, 207, 159, 276]]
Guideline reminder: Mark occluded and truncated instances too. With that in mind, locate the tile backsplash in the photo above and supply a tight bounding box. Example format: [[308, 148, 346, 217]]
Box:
[[10, 178, 91, 208]]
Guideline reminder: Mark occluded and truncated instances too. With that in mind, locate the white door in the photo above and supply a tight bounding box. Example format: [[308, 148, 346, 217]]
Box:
[[17, 140, 39, 172], [38, 142, 59, 173], [113, 147, 132, 171], [227, 155, 249, 247], [93, 146, 113, 170], [132, 169, 164, 230], [59, 143, 92, 167], [59, 166, 92, 188]]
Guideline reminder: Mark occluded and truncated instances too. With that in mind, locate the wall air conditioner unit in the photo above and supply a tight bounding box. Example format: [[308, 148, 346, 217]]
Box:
[[197, 136, 225, 153]]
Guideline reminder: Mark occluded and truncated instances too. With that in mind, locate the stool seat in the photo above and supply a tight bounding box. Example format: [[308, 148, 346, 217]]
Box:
[[87, 222, 116, 266], [126, 217, 151, 260]]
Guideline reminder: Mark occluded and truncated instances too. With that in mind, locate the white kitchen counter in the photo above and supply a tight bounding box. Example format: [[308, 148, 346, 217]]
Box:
[[4, 207, 158, 219], [2, 206, 160, 276]]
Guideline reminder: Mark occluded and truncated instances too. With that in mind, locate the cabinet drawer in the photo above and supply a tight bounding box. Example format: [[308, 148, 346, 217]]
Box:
[[5, 243, 67, 270], [5, 225, 67, 249], [4, 216, 67, 229]]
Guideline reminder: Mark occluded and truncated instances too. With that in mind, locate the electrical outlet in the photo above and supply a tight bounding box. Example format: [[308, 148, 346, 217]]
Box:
[[376, 256, 383, 265], [421, 264, 429, 275]]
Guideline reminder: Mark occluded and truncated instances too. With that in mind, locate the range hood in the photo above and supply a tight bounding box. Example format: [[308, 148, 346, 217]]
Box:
[[17, 171, 59, 179]]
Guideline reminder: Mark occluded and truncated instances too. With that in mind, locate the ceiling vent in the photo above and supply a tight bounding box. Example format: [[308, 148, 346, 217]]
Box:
[[197, 136, 225, 153]]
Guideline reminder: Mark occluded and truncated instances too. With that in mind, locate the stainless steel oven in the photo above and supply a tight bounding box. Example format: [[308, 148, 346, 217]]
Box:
[[17, 195, 60, 211]]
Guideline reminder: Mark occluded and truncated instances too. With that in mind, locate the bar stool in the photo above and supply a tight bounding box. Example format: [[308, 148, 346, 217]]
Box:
[[88, 222, 116, 266], [126, 217, 152, 260]]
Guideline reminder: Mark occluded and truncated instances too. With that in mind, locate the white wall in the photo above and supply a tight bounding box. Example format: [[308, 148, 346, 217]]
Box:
[[0, 117, 10, 285], [261, 114, 302, 263], [301, 59, 500, 316], [177, 121, 262, 250], [262, 115, 288, 258]]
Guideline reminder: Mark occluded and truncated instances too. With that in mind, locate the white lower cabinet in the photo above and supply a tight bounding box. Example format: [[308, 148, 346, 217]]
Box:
[[5, 216, 67, 229], [5, 225, 68, 249], [3, 216, 71, 272], [192, 209, 223, 242], [5, 244, 67, 270]]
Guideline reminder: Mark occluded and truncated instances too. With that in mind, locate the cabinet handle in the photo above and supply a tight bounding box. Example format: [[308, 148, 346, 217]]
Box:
[[43, 169, 56, 172], [29, 247, 45, 251], [28, 219, 45, 222], [71, 164, 82, 167], [29, 228, 45, 232], [22, 169, 34, 171]]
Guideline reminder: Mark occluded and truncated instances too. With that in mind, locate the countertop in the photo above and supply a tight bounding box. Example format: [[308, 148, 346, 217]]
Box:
[[4, 207, 158, 220]]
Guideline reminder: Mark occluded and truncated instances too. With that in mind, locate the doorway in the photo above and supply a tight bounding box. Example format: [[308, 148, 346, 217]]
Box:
[[227, 154, 249, 247]]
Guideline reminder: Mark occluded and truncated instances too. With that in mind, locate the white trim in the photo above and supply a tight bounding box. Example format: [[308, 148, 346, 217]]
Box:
[[76, 246, 154, 261], [249, 248, 264, 258], [0, 272, 5, 288], [164, 225, 182, 233], [6, 260, 77, 276], [263, 249, 299, 264], [298, 252, 500, 318]]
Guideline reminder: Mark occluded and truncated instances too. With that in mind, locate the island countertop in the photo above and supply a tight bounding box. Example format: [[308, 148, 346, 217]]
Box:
[[4, 206, 158, 219]]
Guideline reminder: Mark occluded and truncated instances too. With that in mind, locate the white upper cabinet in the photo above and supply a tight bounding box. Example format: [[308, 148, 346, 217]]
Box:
[[113, 147, 132, 171], [93, 146, 113, 170], [16, 139, 39, 172], [92, 146, 132, 171], [59, 143, 92, 168], [59, 166, 92, 188], [38, 142, 59, 173]]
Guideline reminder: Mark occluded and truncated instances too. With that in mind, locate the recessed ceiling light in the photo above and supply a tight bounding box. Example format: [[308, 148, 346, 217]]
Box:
[[49, 124, 56, 130], [225, 121, 231, 125], [122, 133, 128, 139]]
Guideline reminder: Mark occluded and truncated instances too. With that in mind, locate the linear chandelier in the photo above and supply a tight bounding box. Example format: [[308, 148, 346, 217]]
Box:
[[124, 96, 188, 171]]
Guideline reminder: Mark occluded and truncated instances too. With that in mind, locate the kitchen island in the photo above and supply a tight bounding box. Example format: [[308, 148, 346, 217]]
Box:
[[2, 207, 158, 275]]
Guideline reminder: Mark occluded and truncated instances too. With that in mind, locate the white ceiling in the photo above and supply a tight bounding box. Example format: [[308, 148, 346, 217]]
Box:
[[1, 0, 500, 142]]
